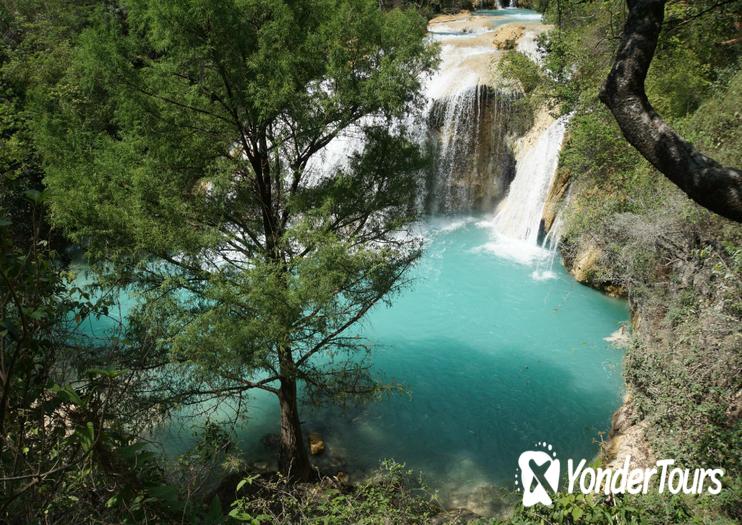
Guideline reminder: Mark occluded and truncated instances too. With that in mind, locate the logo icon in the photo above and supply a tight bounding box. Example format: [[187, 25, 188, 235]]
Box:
[[515, 442, 560, 507]]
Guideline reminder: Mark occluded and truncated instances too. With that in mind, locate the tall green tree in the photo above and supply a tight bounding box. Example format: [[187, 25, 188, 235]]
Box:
[[37, 0, 435, 481]]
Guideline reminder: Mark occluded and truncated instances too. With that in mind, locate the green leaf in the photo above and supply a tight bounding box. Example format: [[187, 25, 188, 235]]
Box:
[[50, 384, 83, 406], [235, 479, 249, 493], [235, 474, 259, 494], [228, 508, 254, 522]]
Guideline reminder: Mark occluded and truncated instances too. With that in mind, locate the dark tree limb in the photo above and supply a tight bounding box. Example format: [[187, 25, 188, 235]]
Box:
[[599, 0, 742, 222]]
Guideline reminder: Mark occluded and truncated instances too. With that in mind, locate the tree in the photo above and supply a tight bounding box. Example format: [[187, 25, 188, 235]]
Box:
[[36, 0, 435, 481], [599, 0, 742, 222]]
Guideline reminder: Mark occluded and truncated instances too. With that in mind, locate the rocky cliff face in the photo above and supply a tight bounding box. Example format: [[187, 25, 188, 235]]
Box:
[[603, 390, 654, 470], [424, 85, 531, 214]]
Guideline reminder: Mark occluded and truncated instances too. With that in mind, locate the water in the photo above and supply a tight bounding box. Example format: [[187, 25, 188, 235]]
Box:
[[490, 115, 570, 245], [156, 218, 627, 503], [422, 9, 543, 214], [74, 6, 629, 510]]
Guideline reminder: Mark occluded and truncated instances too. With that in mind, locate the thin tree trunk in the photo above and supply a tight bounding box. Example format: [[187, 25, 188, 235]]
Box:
[[599, 0, 742, 222], [277, 376, 312, 482]]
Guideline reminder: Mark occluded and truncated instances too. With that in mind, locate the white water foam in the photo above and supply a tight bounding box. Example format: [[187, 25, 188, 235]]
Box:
[[491, 115, 569, 243], [476, 114, 571, 270]]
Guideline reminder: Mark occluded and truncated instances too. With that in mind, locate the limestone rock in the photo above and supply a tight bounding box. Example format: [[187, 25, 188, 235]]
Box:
[[604, 392, 654, 470], [570, 243, 602, 283], [604, 324, 630, 348], [493, 24, 526, 50]]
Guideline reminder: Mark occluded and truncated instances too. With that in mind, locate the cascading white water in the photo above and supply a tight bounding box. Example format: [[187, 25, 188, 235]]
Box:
[[474, 114, 570, 267], [310, 8, 556, 225], [426, 85, 520, 213], [531, 209, 565, 280], [422, 15, 536, 213], [491, 115, 569, 243]]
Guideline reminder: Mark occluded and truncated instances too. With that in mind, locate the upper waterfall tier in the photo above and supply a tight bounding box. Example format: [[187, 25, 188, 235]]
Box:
[[308, 9, 550, 218], [421, 9, 545, 214]]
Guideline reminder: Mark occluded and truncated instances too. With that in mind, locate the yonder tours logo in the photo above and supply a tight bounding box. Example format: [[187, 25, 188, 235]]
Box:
[[515, 442, 725, 507]]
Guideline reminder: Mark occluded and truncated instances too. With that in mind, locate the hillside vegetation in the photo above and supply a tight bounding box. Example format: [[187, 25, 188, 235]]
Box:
[[501, 0, 741, 522]]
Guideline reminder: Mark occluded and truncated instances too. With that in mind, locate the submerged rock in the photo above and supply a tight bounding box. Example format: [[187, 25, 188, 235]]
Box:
[[308, 432, 325, 455]]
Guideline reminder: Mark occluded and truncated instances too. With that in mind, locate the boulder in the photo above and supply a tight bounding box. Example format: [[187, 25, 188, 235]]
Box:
[[493, 24, 525, 50]]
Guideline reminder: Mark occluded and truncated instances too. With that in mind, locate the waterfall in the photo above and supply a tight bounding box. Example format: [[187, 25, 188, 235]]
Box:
[[531, 209, 565, 280], [474, 114, 570, 266], [421, 20, 533, 214], [425, 86, 520, 213], [490, 115, 569, 244]]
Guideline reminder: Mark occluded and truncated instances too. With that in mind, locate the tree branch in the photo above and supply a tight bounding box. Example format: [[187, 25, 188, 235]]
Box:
[[599, 0, 742, 222]]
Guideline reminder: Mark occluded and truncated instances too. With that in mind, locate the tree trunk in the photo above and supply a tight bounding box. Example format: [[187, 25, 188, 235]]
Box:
[[277, 376, 312, 482], [599, 0, 742, 222]]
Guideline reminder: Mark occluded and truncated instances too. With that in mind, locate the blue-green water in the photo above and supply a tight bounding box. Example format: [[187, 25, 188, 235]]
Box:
[[153, 217, 627, 499], [69, 6, 627, 506], [428, 7, 542, 36]]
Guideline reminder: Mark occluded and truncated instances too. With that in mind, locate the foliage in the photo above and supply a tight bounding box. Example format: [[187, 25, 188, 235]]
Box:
[[498, 51, 544, 95], [1, 0, 740, 522], [32, 0, 437, 480], [228, 460, 442, 524], [0, 191, 181, 523]]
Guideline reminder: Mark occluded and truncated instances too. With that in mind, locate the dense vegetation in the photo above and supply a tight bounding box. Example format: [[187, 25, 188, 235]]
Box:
[[1, 0, 739, 523], [1, 0, 440, 522]]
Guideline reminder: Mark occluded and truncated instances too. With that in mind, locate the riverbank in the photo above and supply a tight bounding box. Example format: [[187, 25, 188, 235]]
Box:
[[525, 2, 741, 521]]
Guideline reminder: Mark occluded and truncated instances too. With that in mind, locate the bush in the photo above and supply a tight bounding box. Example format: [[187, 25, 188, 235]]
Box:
[[499, 51, 544, 95], [228, 460, 442, 524]]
